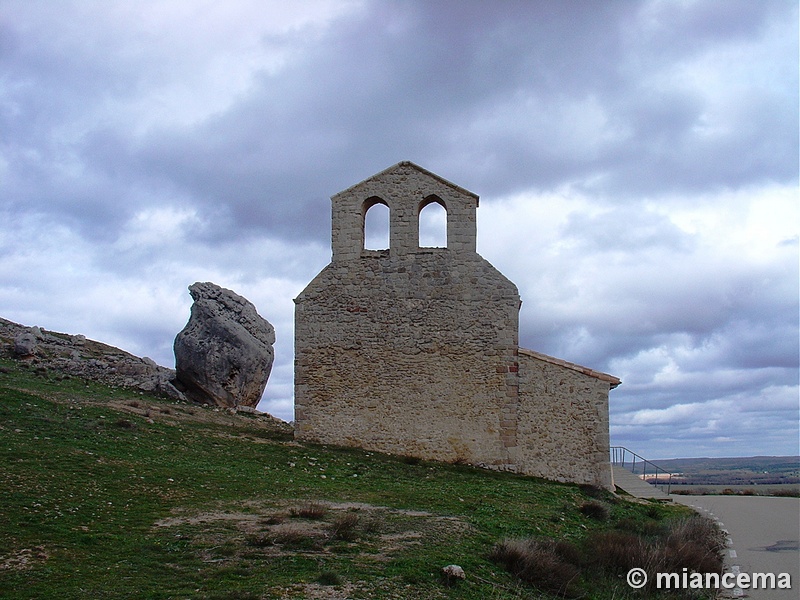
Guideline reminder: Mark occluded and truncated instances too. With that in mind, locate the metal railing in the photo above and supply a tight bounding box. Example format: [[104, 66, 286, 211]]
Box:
[[610, 446, 673, 495]]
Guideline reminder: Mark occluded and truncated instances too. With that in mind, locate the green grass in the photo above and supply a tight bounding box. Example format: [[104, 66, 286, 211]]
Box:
[[0, 358, 705, 599]]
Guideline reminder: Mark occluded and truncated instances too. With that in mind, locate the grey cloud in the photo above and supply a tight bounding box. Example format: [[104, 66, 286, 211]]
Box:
[[3, 0, 796, 245], [0, 0, 796, 457], [561, 208, 697, 253]]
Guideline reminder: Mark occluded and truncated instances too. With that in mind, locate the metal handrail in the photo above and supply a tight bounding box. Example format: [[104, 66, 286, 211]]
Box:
[[610, 446, 673, 495]]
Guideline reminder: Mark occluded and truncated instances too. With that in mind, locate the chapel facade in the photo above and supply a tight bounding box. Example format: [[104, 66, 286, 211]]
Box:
[[294, 161, 618, 488]]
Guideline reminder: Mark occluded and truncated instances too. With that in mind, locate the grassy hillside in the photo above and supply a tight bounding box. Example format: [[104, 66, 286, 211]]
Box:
[[0, 358, 717, 599]]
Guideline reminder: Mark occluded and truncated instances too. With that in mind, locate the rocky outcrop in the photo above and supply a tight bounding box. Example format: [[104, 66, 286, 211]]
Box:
[[173, 282, 275, 408], [0, 317, 184, 400], [13, 330, 39, 356]]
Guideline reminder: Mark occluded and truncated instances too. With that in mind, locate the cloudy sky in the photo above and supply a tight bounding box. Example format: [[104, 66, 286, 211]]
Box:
[[1, 0, 797, 459]]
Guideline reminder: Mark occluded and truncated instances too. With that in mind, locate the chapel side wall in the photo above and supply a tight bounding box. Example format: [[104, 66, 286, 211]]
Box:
[[515, 352, 613, 489], [294, 253, 521, 468]]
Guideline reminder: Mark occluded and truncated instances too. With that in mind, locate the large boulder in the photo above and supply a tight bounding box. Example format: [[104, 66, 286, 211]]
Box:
[[173, 282, 275, 408], [13, 331, 38, 357]]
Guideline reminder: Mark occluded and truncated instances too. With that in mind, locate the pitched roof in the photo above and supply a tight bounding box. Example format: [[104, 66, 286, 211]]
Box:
[[333, 161, 479, 205], [519, 347, 621, 388]]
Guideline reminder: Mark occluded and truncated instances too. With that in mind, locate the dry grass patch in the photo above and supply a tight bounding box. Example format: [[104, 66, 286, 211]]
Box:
[[328, 512, 360, 541], [152, 499, 471, 565], [490, 538, 582, 598], [247, 522, 324, 551], [289, 501, 328, 520], [494, 515, 725, 597]]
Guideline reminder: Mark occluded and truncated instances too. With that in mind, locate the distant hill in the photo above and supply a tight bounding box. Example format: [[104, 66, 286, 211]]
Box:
[[645, 456, 800, 486]]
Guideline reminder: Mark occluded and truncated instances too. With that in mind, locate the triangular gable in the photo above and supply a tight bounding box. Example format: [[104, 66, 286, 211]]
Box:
[[333, 161, 479, 205]]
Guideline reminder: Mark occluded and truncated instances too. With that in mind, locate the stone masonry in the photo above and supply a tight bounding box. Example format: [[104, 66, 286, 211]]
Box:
[[294, 161, 619, 488]]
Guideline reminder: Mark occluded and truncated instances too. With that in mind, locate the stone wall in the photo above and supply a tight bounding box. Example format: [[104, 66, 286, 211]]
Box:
[[295, 251, 521, 467], [294, 162, 618, 488], [515, 349, 615, 488]]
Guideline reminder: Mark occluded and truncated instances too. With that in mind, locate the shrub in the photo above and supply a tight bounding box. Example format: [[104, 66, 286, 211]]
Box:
[[360, 515, 382, 535], [490, 538, 581, 597], [290, 501, 328, 520], [317, 571, 342, 586], [663, 516, 725, 575], [586, 516, 724, 589], [586, 530, 649, 574], [579, 500, 609, 521], [645, 504, 665, 520], [329, 512, 360, 541]]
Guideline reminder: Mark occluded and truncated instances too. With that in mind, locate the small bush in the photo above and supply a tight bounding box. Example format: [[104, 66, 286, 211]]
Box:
[[552, 539, 583, 567], [290, 501, 327, 520], [360, 516, 382, 534], [490, 538, 581, 597], [645, 504, 665, 520], [579, 500, 609, 521], [329, 512, 360, 541], [114, 419, 137, 429], [246, 533, 272, 548], [663, 516, 725, 575], [317, 571, 342, 586], [587, 530, 648, 574], [586, 516, 724, 590]]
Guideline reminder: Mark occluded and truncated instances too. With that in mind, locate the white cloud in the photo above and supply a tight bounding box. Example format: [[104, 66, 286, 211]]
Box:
[[0, 0, 796, 455], [0, 209, 325, 422], [476, 179, 797, 457]]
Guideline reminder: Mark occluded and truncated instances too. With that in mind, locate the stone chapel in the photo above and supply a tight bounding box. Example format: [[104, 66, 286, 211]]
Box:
[[294, 161, 619, 488]]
